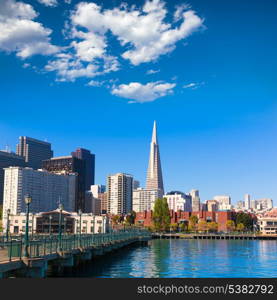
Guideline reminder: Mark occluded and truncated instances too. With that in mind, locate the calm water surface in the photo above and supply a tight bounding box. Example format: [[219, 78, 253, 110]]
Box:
[[55, 239, 277, 278]]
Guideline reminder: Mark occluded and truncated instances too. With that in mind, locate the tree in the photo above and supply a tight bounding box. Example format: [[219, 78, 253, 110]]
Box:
[[112, 215, 120, 225], [170, 223, 178, 232], [126, 211, 136, 225], [207, 221, 218, 233], [197, 220, 208, 233], [152, 198, 170, 232], [236, 212, 253, 231], [179, 223, 187, 232], [226, 220, 236, 232], [236, 223, 245, 232], [188, 215, 198, 232]]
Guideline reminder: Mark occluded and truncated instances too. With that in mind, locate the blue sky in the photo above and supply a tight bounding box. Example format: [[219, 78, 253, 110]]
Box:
[[0, 0, 277, 205]]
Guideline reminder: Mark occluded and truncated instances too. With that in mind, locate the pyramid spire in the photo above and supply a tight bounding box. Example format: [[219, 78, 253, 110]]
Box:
[[152, 120, 157, 144], [146, 121, 164, 194]]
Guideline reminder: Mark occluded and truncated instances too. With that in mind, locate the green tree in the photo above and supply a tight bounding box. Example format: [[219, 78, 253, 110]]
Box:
[[226, 220, 236, 232], [236, 212, 253, 231], [170, 223, 178, 232], [197, 220, 208, 233], [152, 198, 170, 232], [207, 221, 218, 233], [188, 215, 198, 232], [236, 223, 245, 232], [179, 223, 187, 232], [112, 215, 120, 225]]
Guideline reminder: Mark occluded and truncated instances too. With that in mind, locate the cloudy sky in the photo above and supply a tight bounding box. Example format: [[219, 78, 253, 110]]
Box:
[[1, 0, 277, 204]]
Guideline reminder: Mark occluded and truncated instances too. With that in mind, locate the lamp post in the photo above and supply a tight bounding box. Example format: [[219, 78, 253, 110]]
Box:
[[58, 203, 63, 252], [6, 209, 11, 242], [49, 215, 53, 237], [78, 209, 82, 247], [24, 194, 32, 258]]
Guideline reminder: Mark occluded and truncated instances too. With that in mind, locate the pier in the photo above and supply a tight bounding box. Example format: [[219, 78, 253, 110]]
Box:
[[152, 233, 277, 240], [0, 229, 151, 278]]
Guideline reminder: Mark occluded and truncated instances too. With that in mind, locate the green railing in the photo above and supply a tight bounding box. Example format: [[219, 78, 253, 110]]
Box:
[[0, 229, 151, 262]]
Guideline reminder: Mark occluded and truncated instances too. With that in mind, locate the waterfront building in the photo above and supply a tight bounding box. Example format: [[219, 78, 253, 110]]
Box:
[[146, 121, 164, 195], [71, 148, 95, 189], [135, 210, 237, 232], [42, 156, 86, 211], [132, 188, 162, 212], [214, 195, 232, 210], [190, 189, 200, 212], [2, 166, 76, 228], [107, 173, 133, 215], [0, 150, 26, 204], [6, 210, 108, 234], [16, 136, 53, 169], [257, 208, 277, 235], [164, 191, 192, 212]]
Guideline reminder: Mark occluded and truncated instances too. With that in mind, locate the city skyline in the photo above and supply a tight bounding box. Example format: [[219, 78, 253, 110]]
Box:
[[1, 0, 277, 205]]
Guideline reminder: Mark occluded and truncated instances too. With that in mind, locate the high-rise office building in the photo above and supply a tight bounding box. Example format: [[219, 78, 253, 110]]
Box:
[[244, 194, 251, 210], [190, 189, 200, 212], [0, 150, 26, 204], [16, 136, 53, 169], [107, 173, 133, 215], [132, 188, 162, 212], [42, 156, 86, 211], [146, 121, 164, 195], [71, 148, 95, 190], [2, 166, 76, 228]]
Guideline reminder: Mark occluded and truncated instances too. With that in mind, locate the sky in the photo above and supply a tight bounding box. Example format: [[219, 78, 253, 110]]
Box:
[[0, 0, 277, 205]]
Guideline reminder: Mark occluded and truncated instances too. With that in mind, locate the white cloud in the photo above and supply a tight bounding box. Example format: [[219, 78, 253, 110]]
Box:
[[183, 81, 205, 89], [0, 0, 59, 58], [37, 0, 58, 7], [70, 0, 203, 65], [87, 80, 105, 87], [146, 69, 160, 75], [111, 81, 176, 103]]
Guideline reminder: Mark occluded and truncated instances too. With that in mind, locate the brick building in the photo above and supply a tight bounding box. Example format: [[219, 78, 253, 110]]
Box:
[[135, 210, 237, 232]]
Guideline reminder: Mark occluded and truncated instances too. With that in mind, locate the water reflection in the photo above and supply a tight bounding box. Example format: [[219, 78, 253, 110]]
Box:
[[50, 239, 277, 278]]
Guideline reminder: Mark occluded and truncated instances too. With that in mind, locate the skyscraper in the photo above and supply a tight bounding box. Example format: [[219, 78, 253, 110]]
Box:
[[244, 194, 251, 210], [190, 189, 200, 212], [16, 136, 53, 169], [146, 121, 164, 195], [0, 150, 26, 204], [71, 148, 95, 190], [42, 156, 86, 211], [107, 173, 133, 215]]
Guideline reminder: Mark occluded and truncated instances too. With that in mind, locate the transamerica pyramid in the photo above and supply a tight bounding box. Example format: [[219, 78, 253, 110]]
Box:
[[146, 121, 164, 195]]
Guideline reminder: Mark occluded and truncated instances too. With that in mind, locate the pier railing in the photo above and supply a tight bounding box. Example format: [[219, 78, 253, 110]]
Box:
[[0, 229, 151, 262]]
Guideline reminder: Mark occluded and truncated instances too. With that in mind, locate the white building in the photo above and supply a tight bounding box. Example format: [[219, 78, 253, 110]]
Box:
[[6, 211, 108, 235], [107, 173, 133, 215], [244, 194, 250, 210], [90, 184, 106, 198], [214, 195, 232, 210], [257, 208, 277, 235], [2, 167, 76, 228], [190, 189, 200, 212], [132, 188, 162, 212], [164, 191, 192, 212]]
